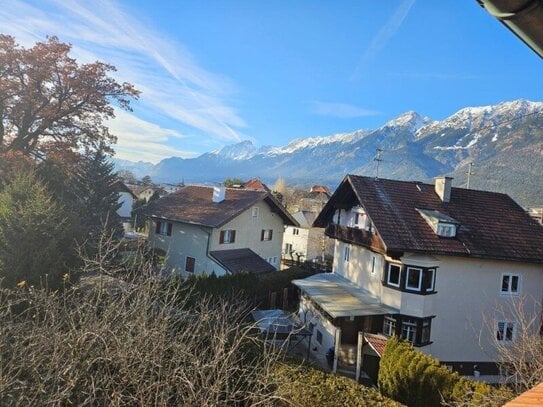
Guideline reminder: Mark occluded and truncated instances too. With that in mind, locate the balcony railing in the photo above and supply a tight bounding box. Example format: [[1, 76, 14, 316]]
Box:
[[325, 223, 385, 252]]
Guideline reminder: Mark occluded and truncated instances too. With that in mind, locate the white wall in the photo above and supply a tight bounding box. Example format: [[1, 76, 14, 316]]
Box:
[[209, 202, 285, 270], [117, 191, 134, 219], [330, 239, 543, 364], [149, 220, 223, 276], [421, 256, 543, 363], [299, 295, 337, 354], [333, 240, 384, 297]]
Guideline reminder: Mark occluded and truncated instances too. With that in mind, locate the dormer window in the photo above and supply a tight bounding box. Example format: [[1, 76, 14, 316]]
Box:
[[416, 208, 459, 238]]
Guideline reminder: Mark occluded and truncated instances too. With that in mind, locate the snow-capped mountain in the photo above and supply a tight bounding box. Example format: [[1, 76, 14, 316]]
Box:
[[114, 99, 543, 207]]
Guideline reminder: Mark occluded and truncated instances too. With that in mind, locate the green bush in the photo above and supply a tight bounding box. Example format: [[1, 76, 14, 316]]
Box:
[[378, 336, 512, 407], [274, 360, 401, 406]]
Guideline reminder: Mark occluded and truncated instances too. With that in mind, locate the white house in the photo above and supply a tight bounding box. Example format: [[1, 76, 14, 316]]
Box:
[[112, 181, 137, 230], [282, 210, 333, 263], [139, 185, 298, 276], [293, 174, 543, 382]]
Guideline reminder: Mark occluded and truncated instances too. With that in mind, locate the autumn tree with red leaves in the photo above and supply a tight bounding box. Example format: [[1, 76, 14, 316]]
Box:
[[0, 35, 139, 158]]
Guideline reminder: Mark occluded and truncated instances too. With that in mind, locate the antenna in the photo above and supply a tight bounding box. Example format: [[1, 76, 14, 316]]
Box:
[[465, 162, 475, 189], [374, 148, 383, 178]]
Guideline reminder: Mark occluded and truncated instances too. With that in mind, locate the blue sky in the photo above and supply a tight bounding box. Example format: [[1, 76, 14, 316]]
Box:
[[1, 0, 542, 162]]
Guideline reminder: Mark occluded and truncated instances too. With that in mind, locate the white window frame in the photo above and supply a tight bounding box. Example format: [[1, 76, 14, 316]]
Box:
[[437, 222, 455, 237], [383, 316, 396, 337], [496, 321, 516, 342], [420, 319, 431, 344], [387, 264, 401, 287], [252, 207, 259, 218], [156, 221, 171, 236], [293, 228, 299, 236], [285, 243, 293, 254], [425, 268, 436, 292], [262, 229, 273, 241], [406, 267, 423, 291], [500, 273, 520, 295], [371, 256, 376, 274], [344, 245, 350, 262], [222, 229, 235, 244], [401, 319, 417, 344]]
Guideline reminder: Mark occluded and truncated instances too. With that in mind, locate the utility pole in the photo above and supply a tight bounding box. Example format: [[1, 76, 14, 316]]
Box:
[[374, 148, 383, 179], [466, 162, 475, 189]]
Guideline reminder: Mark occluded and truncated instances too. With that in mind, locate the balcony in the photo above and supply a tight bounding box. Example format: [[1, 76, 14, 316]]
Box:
[[325, 223, 385, 252]]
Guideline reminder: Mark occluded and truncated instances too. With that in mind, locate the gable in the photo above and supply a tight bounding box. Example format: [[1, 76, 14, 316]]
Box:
[[315, 175, 543, 263]]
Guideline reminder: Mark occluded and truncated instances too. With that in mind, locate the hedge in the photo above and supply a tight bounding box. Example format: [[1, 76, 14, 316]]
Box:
[[274, 360, 401, 407], [177, 266, 316, 308], [378, 336, 512, 407]]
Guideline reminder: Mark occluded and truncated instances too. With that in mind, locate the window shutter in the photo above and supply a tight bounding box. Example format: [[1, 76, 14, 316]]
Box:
[[155, 221, 161, 234], [261, 230, 265, 241], [220, 231, 225, 244], [231, 230, 236, 243], [269, 230, 273, 240], [167, 223, 173, 236]]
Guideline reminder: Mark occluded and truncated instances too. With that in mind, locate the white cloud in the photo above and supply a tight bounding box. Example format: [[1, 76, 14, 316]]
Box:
[[310, 101, 380, 118], [107, 110, 198, 163], [351, 0, 416, 81], [0, 0, 247, 161]]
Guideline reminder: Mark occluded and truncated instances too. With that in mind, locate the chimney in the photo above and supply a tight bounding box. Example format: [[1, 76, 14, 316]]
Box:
[[435, 176, 453, 203], [212, 185, 226, 203]]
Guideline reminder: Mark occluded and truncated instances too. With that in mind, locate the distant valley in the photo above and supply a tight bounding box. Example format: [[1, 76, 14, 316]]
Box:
[[114, 99, 543, 208]]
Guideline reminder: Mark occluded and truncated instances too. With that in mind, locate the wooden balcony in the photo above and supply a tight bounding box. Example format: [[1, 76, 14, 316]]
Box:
[[325, 223, 385, 253]]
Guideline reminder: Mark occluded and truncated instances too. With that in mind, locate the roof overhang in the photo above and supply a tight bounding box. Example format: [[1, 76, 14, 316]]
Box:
[[293, 273, 399, 319], [478, 0, 543, 58]]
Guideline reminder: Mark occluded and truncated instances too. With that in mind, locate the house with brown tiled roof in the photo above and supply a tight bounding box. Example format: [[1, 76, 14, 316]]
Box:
[[139, 185, 297, 276], [242, 178, 271, 192], [126, 184, 167, 202], [293, 174, 543, 383]]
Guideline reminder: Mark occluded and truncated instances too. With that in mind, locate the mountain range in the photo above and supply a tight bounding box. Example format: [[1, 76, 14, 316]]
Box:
[[114, 99, 543, 207]]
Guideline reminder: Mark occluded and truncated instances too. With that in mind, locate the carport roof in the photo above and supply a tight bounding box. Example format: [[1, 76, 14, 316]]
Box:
[[292, 273, 398, 319]]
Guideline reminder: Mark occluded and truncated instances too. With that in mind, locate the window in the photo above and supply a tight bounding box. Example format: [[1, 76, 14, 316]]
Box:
[[371, 256, 376, 274], [293, 228, 299, 235], [273, 256, 277, 264], [316, 330, 323, 345], [501, 274, 520, 295], [285, 243, 293, 254], [425, 268, 436, 292], [252, 207, 259, 218], [185, 256, 195, 273], [383, 316, 396, 336], [406, 267, 423, 291], [496, 321, 515, 342], [344, 245, 350, 262], [354, 213, 360, 227], [219, 229, 236, 244], [420, 319, 431, 344], [401, 319, 417, 344], [155, 220, 172, 236], [387, 264, 401, 287], [261, 229, 273, 241], [437, 223, 456, 237]]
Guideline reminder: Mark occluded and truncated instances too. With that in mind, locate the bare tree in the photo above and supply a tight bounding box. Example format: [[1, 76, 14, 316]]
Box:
[[0, 233, 285, 406], [487, 295, 543, 395]]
